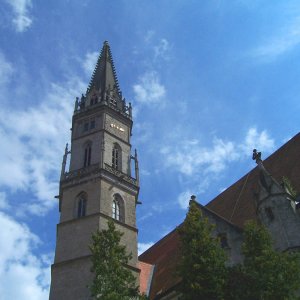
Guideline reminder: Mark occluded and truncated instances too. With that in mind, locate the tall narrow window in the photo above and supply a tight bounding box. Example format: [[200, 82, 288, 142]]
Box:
[[84, 144, 92, 167], [112, 199, 120, 220], [112, 194, 125, 222], [112, 143, 122, 170], [112, 147, 119, 169], [77, 197, 87, 217], [90, 120, 95, 129], [83, 122, 89, 132]]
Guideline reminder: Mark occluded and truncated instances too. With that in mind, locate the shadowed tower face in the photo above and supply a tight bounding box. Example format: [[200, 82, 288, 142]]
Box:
[[49, 41, 140, 300]]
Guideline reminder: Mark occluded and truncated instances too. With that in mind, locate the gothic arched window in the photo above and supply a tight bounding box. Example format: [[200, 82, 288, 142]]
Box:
[[112, 143, 122, 171], [77, 194, 87, 218], [112, 194, 125, 222], [112, 199, 120, 220], [83, 142, 92, 167]]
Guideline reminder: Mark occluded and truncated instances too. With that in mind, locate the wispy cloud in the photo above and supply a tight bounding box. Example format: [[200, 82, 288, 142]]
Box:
[[154, 38, 171, 61], [138, 242, 154, 255], [138, 211, 153, 222], [240, 127, 275, 155], [162, 128, 275, 209], [161, 127, 274, 177], [0, 52, 14, 85], [252, 17, 300, 61], [144, 30, 155, 43], [161, 138, 238, 176], [0, 53, 86, 215], [5, 0, 33, 32], [178, 190, 193, 210], [82, 51, 98, 76], [133, 36, 171, 108], [0, 193, 9, 210], [0, 212, 51, 299], [133, 71, 166, 105]]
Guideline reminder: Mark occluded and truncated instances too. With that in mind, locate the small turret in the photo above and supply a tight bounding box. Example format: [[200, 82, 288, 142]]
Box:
[[254, 150, 300, 252]]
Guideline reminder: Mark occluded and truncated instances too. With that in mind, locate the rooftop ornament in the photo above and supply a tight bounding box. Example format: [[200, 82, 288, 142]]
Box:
[[252, 149, 262, 164]]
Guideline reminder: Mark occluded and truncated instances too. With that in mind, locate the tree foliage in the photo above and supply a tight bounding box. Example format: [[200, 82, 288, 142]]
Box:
[[89, 220, 146, 300], [225, 221, 300, 300], [177, 201, 227, 300], [178, 202, 300, 300]]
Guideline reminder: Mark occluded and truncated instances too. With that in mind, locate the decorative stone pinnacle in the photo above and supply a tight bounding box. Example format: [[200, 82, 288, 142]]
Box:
[[252, 149, 262, 164]]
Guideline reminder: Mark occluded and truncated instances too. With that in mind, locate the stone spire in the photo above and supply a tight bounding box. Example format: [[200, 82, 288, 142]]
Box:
[[86, 41, 121, 99]]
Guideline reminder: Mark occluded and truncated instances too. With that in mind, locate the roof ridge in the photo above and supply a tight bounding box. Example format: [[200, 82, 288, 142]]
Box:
[[193, 200, 243, 231], [138, 226, 180, 260]]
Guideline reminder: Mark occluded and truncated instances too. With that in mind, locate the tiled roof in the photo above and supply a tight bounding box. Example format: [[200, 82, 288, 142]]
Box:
[[138, 261, 154, 296], [139, 228, 181, 299], [139, 132, 300, 300], [207, 132, 300, 227]]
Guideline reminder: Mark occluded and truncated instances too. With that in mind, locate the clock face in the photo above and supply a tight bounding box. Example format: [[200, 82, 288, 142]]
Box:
[[110, 123, 125, 132], [105, 115, 127, 139]]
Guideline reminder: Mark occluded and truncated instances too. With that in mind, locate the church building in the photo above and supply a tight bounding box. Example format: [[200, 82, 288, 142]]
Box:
[[49, 41, 300, 300], [139, 137, 300, 299]]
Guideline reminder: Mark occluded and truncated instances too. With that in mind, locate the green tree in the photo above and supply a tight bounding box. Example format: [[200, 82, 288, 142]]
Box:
[[226, 221, 300, 300], [177, 201, 227, 300], [89, 220, 146, 300]]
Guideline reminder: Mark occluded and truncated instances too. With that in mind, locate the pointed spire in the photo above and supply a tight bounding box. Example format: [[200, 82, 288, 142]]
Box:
[[86, 41, 121, 98]]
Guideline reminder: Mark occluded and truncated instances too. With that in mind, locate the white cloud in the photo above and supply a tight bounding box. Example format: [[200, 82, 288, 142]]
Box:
[[161, 127, 275, 209], [0, 212, 50, 299], [138, 212, 153, 222], [154, 38, 170, 60], [82, 51, 98, 76], [241, 127, 275, 155], [133, 71, 166, 104], [144, 30, 155, 43], [0, 77, 85, 215], [6, 0, 33, 32], [161, 138, 238, 176], [161, 127, 274, 177], [140, 169, 151, 176], [0, 192, 9, 210], [0, 52, 14, 85], [252, 17, 300, 61], [134, 122, 153, 143], [177, 190, 193, 209], [138, 242, 154, 255]]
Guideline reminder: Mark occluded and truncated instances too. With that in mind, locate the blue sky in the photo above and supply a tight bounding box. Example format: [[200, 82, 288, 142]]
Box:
[[1, 0, 300, 298]]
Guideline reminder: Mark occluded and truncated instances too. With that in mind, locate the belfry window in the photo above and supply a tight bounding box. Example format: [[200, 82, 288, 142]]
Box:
[[110, 97, 117, 106], [77, 197, 87, 218], [84, 144, 92, 167], [83, 122, 89, 132], [112, 199, 120, 220], [90, 120, 95, 129], [112, 143, 122, 170], [112, 194, 125, 222]]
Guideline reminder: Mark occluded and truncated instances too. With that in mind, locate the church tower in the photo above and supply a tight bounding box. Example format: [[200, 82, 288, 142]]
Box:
[[49, 41, 140, 300]]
